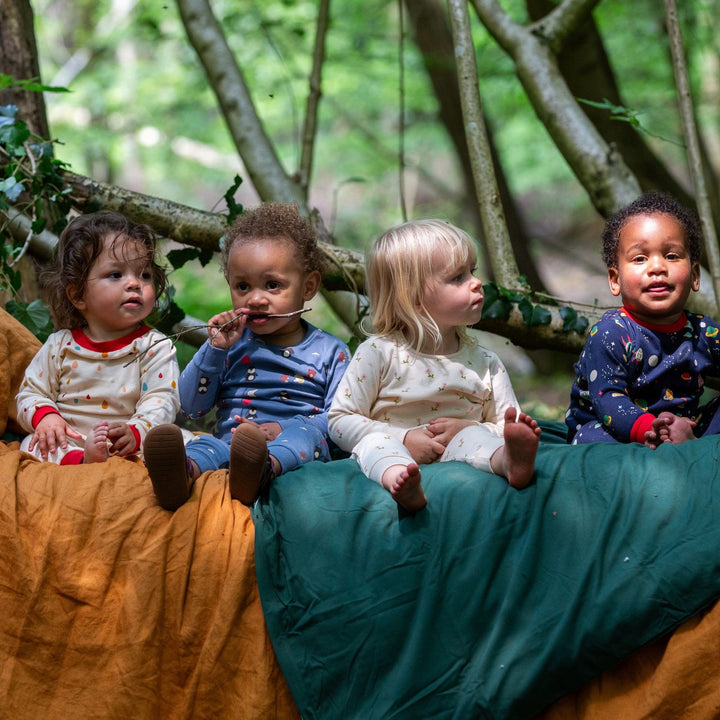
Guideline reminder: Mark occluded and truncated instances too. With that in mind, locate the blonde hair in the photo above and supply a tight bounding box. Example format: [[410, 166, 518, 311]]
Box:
[[365, 219, 478, 353]]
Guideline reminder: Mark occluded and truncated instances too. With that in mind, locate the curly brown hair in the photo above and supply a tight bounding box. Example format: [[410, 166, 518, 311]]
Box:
[[221, 203, 323, 277], [42, 211, 167, 329], [601, 191, 702, 269]]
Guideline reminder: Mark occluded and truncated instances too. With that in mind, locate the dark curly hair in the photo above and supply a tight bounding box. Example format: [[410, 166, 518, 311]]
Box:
[[601, 191, 702, 269], [221, 203, 323, 277], [42, 211, 167, 329]]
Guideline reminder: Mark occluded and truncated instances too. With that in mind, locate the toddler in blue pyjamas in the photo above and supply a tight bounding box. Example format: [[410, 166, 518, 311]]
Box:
[[144, 203, 349, 509]]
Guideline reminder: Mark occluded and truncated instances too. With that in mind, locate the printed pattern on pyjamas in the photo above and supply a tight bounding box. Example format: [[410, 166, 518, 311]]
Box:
[[178, 322, 350, 473], [16, 325, 180, 462], [566, 307, 720, 444], [327, 333, 520, 483]]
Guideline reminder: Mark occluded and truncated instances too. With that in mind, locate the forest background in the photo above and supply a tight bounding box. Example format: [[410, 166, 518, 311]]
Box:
[[2, 0, 719, 421]]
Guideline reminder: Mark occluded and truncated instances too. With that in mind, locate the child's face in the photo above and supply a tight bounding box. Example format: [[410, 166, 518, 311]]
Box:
[[70, 235, 156, 341], [608, 212, 699, 326], [423, 250, 484, 338], [226, 236, 320, 346]]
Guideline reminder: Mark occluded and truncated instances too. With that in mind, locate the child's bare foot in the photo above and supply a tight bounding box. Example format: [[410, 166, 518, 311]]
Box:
[[383, 463, 427, 513], [496, 407, 541, 489], [83, 421, 109, 463]]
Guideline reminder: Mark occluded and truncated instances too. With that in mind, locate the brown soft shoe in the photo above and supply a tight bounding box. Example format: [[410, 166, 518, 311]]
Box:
[[229, 423, 273, 505], [144, 425, 191, 511]]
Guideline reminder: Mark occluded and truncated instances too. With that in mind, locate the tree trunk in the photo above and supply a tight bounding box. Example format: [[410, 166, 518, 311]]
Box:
[[0, 0, 49, 138]]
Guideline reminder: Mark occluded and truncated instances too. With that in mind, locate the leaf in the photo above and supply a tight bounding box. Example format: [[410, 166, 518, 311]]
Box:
[[166, 247, 204, 270], [482, 293, 512, 321], [0, 176, 24, 202], [5, 299, 54, 341], [223, 175, 244, 224], [559, 306, 589, 334]]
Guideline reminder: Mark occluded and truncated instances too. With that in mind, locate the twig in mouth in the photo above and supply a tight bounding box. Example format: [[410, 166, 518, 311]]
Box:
[[123, 307, 312, 366]]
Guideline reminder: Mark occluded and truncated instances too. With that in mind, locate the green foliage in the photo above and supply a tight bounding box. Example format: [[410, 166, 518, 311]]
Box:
[[5, 298, 53, 341], [0, 94, 72, 334], [482, 281, 588, 334]]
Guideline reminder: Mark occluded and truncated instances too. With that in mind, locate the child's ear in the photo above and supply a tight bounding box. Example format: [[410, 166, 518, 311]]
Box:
[[607, 267, 622, 297], [691, 261, 700, 292], [303, 270, 321, 300], [66, 285, 86, 312]]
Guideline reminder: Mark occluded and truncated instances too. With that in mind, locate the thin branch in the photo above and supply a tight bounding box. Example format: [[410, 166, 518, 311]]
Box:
[[299, 0, 331, 196], [529, 0, 603, 53], [664, 0, 720, 313], [123, 308, 311, 366], [174, 0, 305, 205], [398, 0, 408, 221], [446, 0, 519, 284]]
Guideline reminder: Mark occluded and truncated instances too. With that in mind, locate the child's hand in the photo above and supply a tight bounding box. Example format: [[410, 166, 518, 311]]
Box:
[[654, 412, 696, 445], [29, 413, 83, 459], [233, 415, 281, 441], [404, 427, 446, 465], [107, 422, 137, 456], [207, 309, 248, 349], [427, 417, 475, 446]]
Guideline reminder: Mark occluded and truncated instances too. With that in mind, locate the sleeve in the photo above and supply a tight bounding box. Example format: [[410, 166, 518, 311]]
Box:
[[475, 352, 522, 436], [278, 337, 350, 438], [129, 332, 181, 444], [14, 337, 61, 433], [580, 320, 651, 442], [328, 339, 408, 451], [178, 341, 229, 419]]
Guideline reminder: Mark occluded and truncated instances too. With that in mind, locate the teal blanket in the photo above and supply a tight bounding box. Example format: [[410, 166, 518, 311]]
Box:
[[252, 422, 720, 719]]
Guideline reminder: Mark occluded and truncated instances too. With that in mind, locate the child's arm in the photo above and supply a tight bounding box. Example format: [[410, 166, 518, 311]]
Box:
[[126, 329, 181, 449], [578, 318, 653, 442], [328, 340, 410, 451], [15, 333, 66, 436]]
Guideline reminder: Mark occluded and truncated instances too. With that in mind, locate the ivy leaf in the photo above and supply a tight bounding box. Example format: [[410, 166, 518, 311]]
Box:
[[6, 299, 54, 341], [518, 297, 551, 326], [559, 306, 589, 334], [0, 176, 24, 202], [166, 247, 204, 270], [482, 284, 512, 320], [223, 175, 244, 224]]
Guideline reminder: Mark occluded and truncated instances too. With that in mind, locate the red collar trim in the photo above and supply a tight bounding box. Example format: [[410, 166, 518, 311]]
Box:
[[620, 306, 688, 333], [71, 324, 150, 352]]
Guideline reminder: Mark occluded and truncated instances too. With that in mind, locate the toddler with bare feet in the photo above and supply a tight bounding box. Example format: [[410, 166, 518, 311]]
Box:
[[15, 211, 180, 465], [328, 219, 541, 513]]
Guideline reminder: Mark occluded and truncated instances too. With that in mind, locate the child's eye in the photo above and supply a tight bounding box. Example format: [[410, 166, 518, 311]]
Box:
[[236, 282, 250, 292], [631, 256, 646, 264], [266, 280, 280, 290], [141, 270, 152, 280], [108, 271, 123, 279], [666, 252, 680, 260]]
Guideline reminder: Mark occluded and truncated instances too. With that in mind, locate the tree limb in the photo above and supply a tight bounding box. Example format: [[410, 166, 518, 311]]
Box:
[[447, 0, 520, 285], [299, 0, 331, 197], [664, 0, 720, 312], [469, 0, 641, 216], [174, 0, 305, 205]]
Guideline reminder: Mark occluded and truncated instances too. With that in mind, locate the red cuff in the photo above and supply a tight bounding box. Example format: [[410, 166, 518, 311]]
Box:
[[60, 450, 84, 465], [129, 425, 141, 453], [630, 413, 655, 444], [31, 406, 60, 429]]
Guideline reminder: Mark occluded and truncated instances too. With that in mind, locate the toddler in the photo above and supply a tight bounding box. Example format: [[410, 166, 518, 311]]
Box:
[[566, 191, 720, 446], [16, 211, 180, 464], [144, 203, 350, 510], [328, 219, 541, 514]]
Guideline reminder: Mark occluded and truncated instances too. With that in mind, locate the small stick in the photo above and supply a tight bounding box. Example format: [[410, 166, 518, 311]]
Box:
[[123, 307, 312, 366]]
